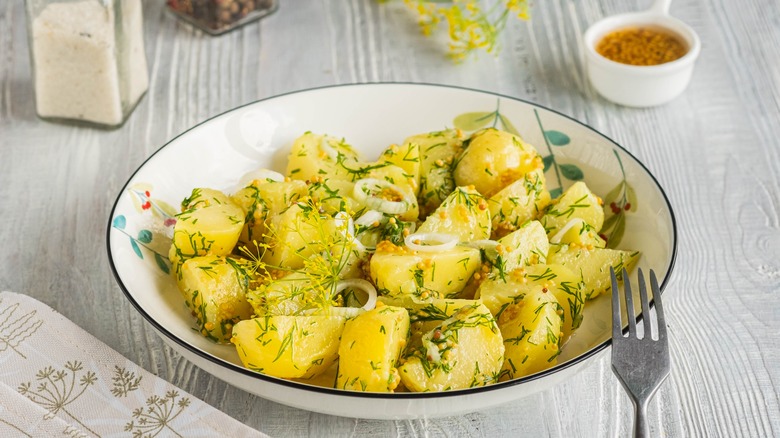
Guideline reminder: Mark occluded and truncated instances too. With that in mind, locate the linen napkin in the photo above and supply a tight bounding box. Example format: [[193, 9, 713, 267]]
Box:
[[0, 291, 267, 437]]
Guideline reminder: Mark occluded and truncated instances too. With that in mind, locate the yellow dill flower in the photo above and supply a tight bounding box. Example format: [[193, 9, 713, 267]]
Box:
[[250, 195, 366, 315], [399, 0, 530, 61], [404, 0, 442, 36]]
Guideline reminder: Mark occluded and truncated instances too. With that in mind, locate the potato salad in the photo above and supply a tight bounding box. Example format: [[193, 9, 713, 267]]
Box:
[[167, 128, 639, 392]]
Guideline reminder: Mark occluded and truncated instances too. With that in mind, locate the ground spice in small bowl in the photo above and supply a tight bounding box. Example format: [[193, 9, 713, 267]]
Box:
[[596, 27, 688, 66]]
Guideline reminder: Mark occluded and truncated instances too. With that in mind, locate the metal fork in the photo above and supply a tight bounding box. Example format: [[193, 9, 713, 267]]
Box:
[[611, 267, 670, 438]]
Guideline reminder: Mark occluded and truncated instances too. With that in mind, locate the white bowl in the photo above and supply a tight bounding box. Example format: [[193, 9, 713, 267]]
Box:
[[583, 2, 701, 107], [107, 83, 678, 419]]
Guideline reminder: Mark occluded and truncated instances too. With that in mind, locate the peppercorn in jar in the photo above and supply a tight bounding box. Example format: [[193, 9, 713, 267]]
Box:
[[167, 0, 277, 35]]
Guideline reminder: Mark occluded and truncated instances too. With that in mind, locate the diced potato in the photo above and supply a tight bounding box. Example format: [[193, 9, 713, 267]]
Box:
[[378, 296, 478, 352], [355, 214, 416, 249], [379, 141, 421, 193], [399, 303, 504, 391], [292, 362, 339, 388], [170, 196, 245, 276], [412, 129, 465, 217], [231, 186, 268, 248], [355, 162, 418, 194], [475, 267, 537, 316], [168, 246, 185, 281], [263, 204, 366, 278], [417, 186, 491, 242], [547, 219, 606, 248], [404, 298, 479, 324], [286, 133, 419, 217], [305, 212, 369, 281], [247, 272, 316, 316], [262, 204, 320, 269], [178, 255, 254, 343], [460, 221, 550, 299], [180, 188, 232, 211], [337, 305, 410, 392], [370, 244, 481, 300], [307, 179, 366, 216], [547, 244, 640, 300], [286, 132, 360, 182], [231, 180, 307, 249], [499, 287, 562, 380], [542, 266, 586, 342], [454, 128, 542, 197], [541, 182, 605, 235], [349, 162, 420, 221], [254, 180, 309, 213], [475, 264, 584, 344], [404, 298, 479, 353], [330, 242, 368, 281], [492, 220, 550, 273], [488, 169, 551, 238], [232, 314, 346, 379]]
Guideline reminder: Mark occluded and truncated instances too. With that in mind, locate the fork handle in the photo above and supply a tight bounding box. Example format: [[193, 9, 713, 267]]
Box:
[[633, 399, 650, 438]]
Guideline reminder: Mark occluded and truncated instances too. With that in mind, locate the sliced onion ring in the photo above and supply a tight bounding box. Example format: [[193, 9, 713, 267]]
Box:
[[550, 218, 586, 244], [320, 137, 339, 160], [423, 337, 442, 363], [353, 178, 412, 215], [239, 169, 285, 187], [404, 232, 458, 252], [352, 237, 366, 253], [335, 279, 377, 311], [355, 209, 384, 227], [333, 211, 355, 240]]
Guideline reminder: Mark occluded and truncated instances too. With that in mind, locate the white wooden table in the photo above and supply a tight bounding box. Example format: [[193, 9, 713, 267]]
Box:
[[2, 0, 779, 436]]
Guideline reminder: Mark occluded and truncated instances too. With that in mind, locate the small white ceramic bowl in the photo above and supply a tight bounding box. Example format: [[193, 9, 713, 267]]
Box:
[[583, 0, 701, 107]]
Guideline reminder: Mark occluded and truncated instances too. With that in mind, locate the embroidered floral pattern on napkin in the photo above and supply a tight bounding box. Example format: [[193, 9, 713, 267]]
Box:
[[0, 291, 267, 437]]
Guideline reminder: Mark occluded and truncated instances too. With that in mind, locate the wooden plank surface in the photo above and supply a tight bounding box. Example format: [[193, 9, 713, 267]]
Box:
[[1, 0, 779, 436]]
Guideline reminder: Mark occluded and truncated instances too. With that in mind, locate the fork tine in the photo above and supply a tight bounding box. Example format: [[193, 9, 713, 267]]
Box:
[[611, 268, 670, 438], [610, 267, 622, 340], [622, 267, 637, 337], [637, 268, 653, 340], [650, 270, 667, 342]]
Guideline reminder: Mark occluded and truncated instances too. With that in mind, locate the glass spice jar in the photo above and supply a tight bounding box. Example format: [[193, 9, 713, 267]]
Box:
[[25, 0, 149, 128], [166, 0, 278, 35]]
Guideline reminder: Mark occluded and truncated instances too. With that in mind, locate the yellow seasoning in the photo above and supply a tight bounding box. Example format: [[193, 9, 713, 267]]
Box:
[[596, 27, 687, 66]]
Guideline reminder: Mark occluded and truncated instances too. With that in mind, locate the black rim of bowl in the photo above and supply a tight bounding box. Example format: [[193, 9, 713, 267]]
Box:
[[106, 82, 679, 400]]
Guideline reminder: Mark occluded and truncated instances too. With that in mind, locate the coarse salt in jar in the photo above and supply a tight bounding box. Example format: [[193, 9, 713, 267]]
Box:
[[25, 0, 149, 128]]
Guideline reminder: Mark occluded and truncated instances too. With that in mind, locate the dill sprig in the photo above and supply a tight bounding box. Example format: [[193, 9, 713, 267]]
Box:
[[250, 196, 365, 315], [400, 0, 530, 62]]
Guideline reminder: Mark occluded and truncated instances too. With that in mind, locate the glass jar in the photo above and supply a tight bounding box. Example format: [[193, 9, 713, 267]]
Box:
[[166, 0, 278, 35], [25, 0, 149, 128]]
